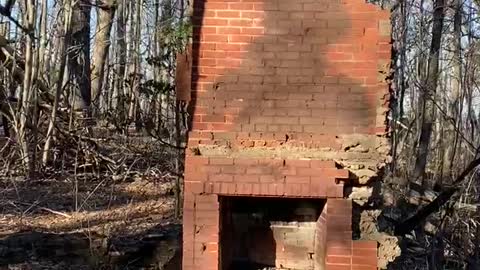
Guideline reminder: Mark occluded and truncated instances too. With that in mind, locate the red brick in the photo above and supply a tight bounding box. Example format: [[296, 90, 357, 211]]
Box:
[[229, 35, 253, 43], [285, 183, 303, 196], [310, 182, 327, 196], [185, 182, 204, 194], [236, 183, 253, 195], [241, 27, 264, 35], [209, 158, 234, 165], [300, 183, 311, 196], [328, 199, 352, 209], [185, 171, 208, 182], [220, 165, 245, 174], [298, 167, 323, 176], [212, 182, 222, 194], [275, 183, 285, 196], [304, 3, 328, 11], [327, 183, 342, 197], [260, 183, 271, 195], [186, 156, 209, 165], [210, 174, 234, 182], [217, 27, 240, 35], [241, 11, 264, 19], [351, 266, 377, 270], [229, 3, 254, 10], [273, 116, 299, 124], [215, 43, 242, 51], [252, 183, 261, 195], [202, 18, 228, 26], [259, 175, 276, 182], [195, 194, 218, 204], [353, 247, 377, 258], [216, 59, 242, 67], [287, 108, 312, 116], [234, 175, 260, 183], [353, 241, 377, 250], [327, 255, 351, 265], [352, 255, 377, 266], [201, 35, 228, 43], [285, 176, 310, 184], [328, 214, 351, 225], [229, 19, 255, 27], [204, 182, 215, 194], [279, 165, 297, 176], [267, 184, 277, 195], [216, 10, 240, 18], [218, 183, 229, 194], [202, 115, 225, 123], [326, 265, 351, 270], [246, 166, 272, 174], [327, 247, 352, 256], [326, 233, 352, 243], [327, 206, 352, 216]]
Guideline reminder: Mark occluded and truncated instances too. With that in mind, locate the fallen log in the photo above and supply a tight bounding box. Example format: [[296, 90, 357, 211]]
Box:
[[395, 157, 480, 235]]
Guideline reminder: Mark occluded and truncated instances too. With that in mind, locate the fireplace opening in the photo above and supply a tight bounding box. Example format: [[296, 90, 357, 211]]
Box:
[[219, 197, 327, 270]]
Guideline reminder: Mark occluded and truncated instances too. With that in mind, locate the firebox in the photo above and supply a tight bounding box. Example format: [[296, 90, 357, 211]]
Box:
[[220, 197, 326, 270], [183, 157, 380, 270]]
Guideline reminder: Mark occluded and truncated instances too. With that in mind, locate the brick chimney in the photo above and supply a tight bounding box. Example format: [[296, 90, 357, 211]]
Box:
[[181, 0, 391, 269]]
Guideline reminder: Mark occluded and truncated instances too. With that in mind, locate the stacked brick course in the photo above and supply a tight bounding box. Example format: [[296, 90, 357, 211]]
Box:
[[182, 0, 391, 269], [185, 157, 348, 198]]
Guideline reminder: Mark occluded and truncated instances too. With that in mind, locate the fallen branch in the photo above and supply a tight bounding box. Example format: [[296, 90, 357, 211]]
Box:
[[395, 157, 480, 235], [38, 206, 72, 218], [11, 200, 72, 218]]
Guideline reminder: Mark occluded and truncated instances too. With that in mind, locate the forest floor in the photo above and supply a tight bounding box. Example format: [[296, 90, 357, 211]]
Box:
[[0, 133, 183, 270]]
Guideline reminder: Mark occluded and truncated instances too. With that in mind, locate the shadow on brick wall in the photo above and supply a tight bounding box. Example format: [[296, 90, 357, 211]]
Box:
[[188, 0, 386, 136]]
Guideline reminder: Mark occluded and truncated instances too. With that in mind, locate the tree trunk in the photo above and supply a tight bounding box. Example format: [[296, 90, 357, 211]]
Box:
[[68, 0, 92, 116], [38, 0, 48, 74], [413, 0, 446, 187], [42, 0, 73, 166], [127, 0, 141, 127], [17, 0, 35, 174], [91, 0, 116, 112], [443, 0, 462, 179], [115, 0, 127, 125]]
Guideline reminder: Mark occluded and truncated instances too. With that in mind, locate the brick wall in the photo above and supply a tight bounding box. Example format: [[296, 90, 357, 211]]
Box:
[[185, 156, 348, 198], [188, 0, 391, 144], [315, 207, 328, 269], [325, 200, 378, 270], [183, 0, 391, 269]]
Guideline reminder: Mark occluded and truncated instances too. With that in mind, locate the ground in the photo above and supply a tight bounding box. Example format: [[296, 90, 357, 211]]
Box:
[[0, 135, 183, 270]]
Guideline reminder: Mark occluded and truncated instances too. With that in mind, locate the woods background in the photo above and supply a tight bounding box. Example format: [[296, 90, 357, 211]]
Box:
[[0, 0, 480, 269]]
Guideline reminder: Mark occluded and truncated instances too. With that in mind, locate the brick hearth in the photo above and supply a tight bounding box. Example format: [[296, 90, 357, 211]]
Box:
[[181, 0, 391, 269]]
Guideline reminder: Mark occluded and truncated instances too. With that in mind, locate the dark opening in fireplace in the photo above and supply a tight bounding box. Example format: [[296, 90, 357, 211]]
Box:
[[219, 197, 327, 270]]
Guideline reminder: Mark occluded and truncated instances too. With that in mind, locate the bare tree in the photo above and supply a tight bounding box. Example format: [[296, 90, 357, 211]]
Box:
[[413, 0, 446, 188], [91, 0, 116, 110], [68, 0, 92, 115], [16, 0, 36, 174], [42, 0, 73, 165]]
